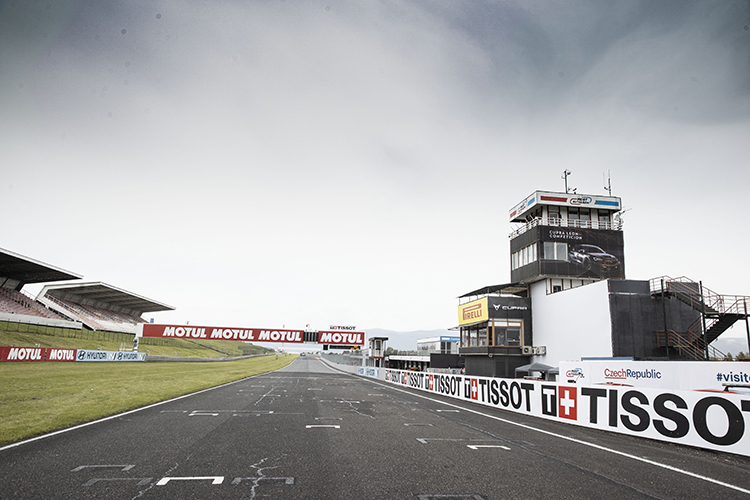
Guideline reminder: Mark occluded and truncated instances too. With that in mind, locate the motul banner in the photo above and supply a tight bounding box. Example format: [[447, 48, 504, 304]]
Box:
[[0, 346, 45, 362], [0, 347, 78, 362], [139, 324, 365, 345]]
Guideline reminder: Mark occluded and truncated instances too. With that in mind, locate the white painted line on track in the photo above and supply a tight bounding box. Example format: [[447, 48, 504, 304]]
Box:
[[82, 477, 153, 487], [232, 476, 295, 485], [306, 425, 340, 429], [467, 445, 511, 450], [365, 377, 750, 496], [157, 476, 224, 486], [72, 464, 135, 472]]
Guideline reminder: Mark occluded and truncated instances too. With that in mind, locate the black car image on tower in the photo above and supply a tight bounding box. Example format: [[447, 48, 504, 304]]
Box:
[[568, 244, 620, 274]]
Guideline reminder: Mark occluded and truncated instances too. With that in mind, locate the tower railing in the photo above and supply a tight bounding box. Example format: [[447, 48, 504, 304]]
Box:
[[509, 216, 623, 238]]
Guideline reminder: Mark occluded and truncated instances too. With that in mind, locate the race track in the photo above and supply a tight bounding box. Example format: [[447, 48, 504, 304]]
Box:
[[2, 357, 749, 499]]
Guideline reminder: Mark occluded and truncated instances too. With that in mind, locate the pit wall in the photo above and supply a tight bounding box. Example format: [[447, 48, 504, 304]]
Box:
[[381, 368, 750, 458]]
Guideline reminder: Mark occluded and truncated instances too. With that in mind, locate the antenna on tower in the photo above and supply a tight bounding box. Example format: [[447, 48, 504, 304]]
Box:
[[603, 170, 612, 196], [562, 169, 575, 194]]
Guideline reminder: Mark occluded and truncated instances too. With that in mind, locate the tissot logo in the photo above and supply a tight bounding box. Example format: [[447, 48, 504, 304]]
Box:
[[462, 303, 483, 320], [558, 386, 577, 420]]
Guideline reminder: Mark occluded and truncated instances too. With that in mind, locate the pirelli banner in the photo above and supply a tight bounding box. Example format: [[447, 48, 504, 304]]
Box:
[[139, 324, 365, 346], [383, 369, 750, 457], [458, 297, 488, 326]]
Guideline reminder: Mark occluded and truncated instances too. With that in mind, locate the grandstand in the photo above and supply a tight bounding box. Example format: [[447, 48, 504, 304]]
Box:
[[1, 247, 174, 334], [37, 282, 174, 334]]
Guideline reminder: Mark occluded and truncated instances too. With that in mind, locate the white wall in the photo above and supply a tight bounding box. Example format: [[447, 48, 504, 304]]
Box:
[[531, 279, 612, 367]]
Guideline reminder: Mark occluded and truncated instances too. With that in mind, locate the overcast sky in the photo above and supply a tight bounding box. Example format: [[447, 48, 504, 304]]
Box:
[[2, 1, 749, 341]]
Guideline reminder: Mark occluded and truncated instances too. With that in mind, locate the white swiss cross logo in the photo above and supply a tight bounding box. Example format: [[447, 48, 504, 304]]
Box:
[[470, 379, 478, 400], [558, 386, 577, 420]]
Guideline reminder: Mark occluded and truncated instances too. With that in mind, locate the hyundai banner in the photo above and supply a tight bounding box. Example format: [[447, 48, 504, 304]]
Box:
[[76, 349, 145, 362]]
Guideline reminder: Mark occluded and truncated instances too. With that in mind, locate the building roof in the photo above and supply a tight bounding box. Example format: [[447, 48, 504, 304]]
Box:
[[458, 283, 529, 299], [509, 190, 622, 223], [38, 282, 175, 315], [0, 247, 83, 285]]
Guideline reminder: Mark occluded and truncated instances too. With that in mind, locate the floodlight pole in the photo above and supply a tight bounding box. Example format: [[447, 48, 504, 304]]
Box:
[[661, 278, 669, 361], [700, 281, 709, 361]]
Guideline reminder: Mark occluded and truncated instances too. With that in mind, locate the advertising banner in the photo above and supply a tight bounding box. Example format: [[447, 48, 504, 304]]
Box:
[[559, 360, 750, 392], [357, 367, 380, 379], [383, 368, 750, 457], [76, 349, 145, 362], [0, 347, 80, 362], [0, 346, 45, 362], [539, 226, 624, 279], [458, 298, 488, 326], [139, 324, 365, 346], [45, 348, 77, 361]]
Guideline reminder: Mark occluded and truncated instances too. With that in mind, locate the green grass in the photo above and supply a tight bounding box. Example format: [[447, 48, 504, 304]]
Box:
[[0, 321, 294, 446], [0, 354, 296, 446], [0, 321, 270, 358]]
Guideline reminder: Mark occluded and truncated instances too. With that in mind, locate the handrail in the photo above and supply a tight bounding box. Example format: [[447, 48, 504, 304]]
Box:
[[657, 330, 727, 361], [509, 216, 623, 238], [650, 276, 750, 317]]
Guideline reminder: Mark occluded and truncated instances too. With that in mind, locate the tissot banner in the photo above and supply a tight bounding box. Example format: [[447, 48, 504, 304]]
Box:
[[383, 368, 750, 457], [139, 324, 365, 345]]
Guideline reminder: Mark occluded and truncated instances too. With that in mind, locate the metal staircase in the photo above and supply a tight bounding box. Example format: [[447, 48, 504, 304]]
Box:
[[651, 276, 748, 360]]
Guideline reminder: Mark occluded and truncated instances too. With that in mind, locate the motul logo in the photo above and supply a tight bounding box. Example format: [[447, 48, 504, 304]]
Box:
[[48, 349, 76, 361], [7, 348, 43, 361], [318, 332, 363, 345]]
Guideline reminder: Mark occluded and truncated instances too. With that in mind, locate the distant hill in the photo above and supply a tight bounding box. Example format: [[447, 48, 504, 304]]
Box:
[[363, 328, 456, 351]]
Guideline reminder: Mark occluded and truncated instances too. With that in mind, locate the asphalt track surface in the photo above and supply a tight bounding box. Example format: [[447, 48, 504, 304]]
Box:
[[2, 357, 750, 499]]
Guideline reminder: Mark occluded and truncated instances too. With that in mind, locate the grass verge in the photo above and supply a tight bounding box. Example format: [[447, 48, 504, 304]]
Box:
[[0, 354, 296, 446]]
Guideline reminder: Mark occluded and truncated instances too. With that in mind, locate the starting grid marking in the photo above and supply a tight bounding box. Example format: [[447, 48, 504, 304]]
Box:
[[161, 410, 276, 417], [467, 445, 511, 450], [72, 464, 135, 472], [74, 466, 295, 489]]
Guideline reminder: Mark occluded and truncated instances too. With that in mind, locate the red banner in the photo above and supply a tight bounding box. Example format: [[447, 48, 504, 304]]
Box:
[[0, 346, 45, 362], [0, 347, 78, 362], [46, 348, 77, 361], [140, 324, 365, 345]]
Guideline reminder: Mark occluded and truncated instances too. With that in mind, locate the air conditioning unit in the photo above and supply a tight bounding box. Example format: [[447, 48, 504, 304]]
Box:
[[534, 346, 547, 355], [521, 346, 533, 355]]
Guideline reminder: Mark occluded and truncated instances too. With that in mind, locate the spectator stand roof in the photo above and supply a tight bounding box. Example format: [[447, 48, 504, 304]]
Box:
[[37, 282, 175, 317], [0, 247, 82, 289]]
